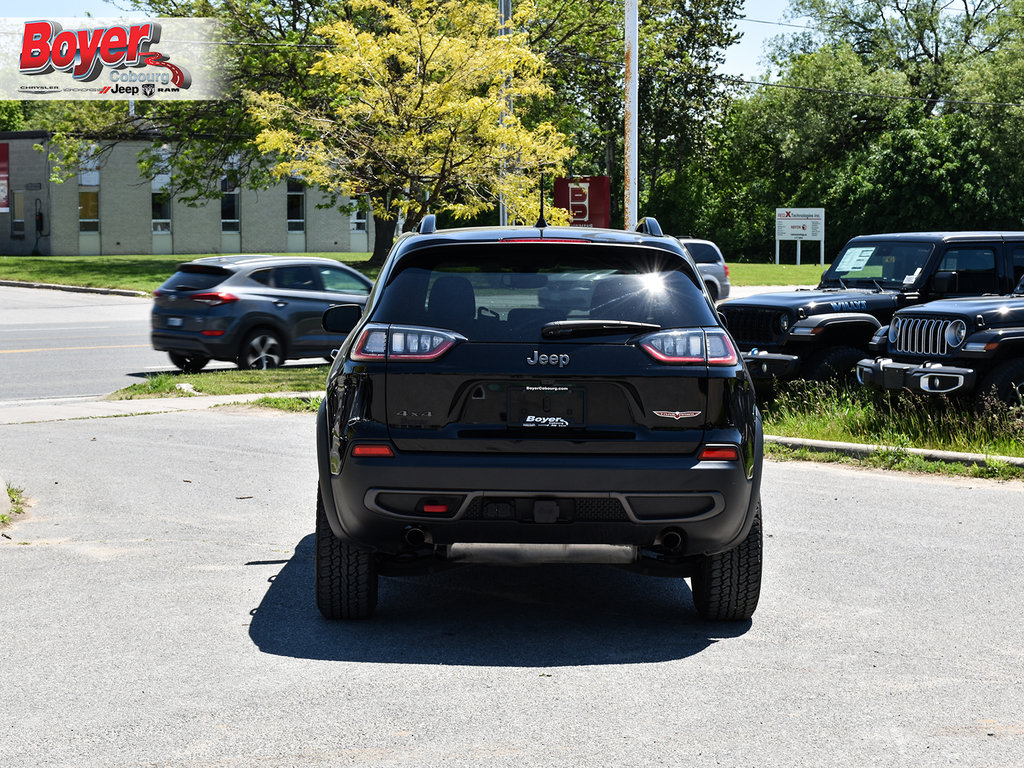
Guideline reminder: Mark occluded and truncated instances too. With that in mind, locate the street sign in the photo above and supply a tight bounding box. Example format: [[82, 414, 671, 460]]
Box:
[[775, 207, 825, 265]]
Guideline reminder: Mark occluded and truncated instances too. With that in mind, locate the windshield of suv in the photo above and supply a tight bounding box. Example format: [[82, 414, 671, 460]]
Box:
[[373, 243, 715, 341], [821, 241, 934, 288]]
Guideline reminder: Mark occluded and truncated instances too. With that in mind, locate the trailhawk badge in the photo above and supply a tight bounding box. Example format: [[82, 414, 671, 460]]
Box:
[[653, 410, 701, 420]]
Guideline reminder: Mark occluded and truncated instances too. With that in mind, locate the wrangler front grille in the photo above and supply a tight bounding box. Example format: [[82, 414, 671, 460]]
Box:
[[891, 316, 953, 356], [720, 307, 785, 345]]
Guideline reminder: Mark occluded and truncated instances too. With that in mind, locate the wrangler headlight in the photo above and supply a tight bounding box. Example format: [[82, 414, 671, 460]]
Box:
[[944, 319, 967, 348], [888, 317, 901, 344]]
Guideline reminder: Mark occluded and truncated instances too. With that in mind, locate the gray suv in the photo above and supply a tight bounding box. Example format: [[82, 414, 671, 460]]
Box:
[[678, 238, 731, 303], [151, 255, 373, 371]]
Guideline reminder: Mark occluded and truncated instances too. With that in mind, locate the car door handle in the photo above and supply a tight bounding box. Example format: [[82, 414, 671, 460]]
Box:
[[274, 300, 288, 308]]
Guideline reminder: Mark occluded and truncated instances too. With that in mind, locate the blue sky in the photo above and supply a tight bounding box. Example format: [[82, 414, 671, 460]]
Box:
[[20, 0, 796, 77]]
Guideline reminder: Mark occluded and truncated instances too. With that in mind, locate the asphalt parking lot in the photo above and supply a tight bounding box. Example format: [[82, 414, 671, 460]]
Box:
[[2, 405, 1023, 767]]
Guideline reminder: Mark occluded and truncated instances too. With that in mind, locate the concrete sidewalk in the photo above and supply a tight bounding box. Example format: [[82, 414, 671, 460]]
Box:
[[0, 391, 320, 426]]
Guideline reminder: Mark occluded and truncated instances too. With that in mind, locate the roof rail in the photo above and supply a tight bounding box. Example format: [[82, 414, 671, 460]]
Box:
[[634, 217, 663, 237], [416, 214, 437, 235]]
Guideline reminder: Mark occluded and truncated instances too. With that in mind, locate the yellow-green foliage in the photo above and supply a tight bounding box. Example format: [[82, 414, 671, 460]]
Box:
[[248, 0, 573, 226]]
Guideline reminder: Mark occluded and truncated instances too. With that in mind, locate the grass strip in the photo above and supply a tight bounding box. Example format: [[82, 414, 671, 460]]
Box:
[[3, 484, 26, 527], [112, 366, 330, 399], [761, 381, 1024, 459], [0, 252, 372, 293], [252, 395, 323, 413]]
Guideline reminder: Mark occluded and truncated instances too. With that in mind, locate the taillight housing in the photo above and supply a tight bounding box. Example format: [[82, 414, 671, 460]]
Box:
[[350, 323, 465, 362], [190, 291, 239, 306], [639, 329, 738, 365]]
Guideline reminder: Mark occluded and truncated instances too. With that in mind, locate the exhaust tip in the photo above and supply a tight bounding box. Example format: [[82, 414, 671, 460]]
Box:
[[656, 528, 684, 553], [403, 526, 429, 548]]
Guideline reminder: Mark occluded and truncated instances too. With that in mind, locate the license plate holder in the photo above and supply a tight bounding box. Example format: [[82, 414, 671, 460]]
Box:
[[167, 317, 184, 328], [508, 386, 585, 428]]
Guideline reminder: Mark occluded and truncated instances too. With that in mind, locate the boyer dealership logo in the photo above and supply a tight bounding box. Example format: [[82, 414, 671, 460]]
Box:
[[19, 20, 192, 93]]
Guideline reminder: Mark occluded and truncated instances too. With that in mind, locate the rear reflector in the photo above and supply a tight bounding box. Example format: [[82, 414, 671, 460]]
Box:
[[201, 330, 225, 337], [699, 446, 740, 461], [421, 504, 449, 514], [351, 445, 395, 458]]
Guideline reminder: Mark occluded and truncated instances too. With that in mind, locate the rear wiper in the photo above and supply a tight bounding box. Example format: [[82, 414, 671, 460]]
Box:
[[541, 320, 661, 339]]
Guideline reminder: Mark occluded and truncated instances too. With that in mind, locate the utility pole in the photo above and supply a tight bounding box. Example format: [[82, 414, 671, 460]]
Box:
[[498, 0, 512, 226], [624, 0, 638, 231]]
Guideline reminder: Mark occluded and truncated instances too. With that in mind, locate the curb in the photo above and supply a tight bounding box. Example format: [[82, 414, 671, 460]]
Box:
[[0, 279, 148, 298], [766, 434, 1024, 470], [0, 391, 322, 426], [0, 473, 9, 516]]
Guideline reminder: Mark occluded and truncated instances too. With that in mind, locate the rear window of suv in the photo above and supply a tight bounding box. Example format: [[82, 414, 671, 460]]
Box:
[[372, 243, 715, 341], [160, 265, 230, 292], [682, 242, 722, 263]]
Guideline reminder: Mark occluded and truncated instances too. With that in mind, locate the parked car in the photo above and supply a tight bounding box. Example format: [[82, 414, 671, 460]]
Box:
[[678, 237, 731, 302], [856, 276, 1024, 405], [719, 232, 1024, 382], [151, 255, 373, 372], [314, 216, 764, 621]]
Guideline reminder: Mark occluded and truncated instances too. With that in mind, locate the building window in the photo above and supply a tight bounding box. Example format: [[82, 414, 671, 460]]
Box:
[[351, 204, 367, 232], [221, 176, 240, 232], [79, 190, 99, 232], [152, 172, 171, 233], [152, 192, 171, 233], [287, 179, 305, 232], [11, 191, 25, 238], [79, 151, 100, 233]]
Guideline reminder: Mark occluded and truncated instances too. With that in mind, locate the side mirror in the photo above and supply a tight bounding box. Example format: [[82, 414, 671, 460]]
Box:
[[931, 271, 957, 295], [322, 303, 363, 334]]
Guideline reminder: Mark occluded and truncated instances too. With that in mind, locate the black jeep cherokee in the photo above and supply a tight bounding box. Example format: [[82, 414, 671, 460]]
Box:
[[315, 217, 764, 621], [719, 232, 1024, 382], [856, 276, 1024, 404]]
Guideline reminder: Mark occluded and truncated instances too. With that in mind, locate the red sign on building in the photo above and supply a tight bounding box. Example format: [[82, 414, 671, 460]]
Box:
[[0, 144, 9, 213], [553, 176, 610, 228]]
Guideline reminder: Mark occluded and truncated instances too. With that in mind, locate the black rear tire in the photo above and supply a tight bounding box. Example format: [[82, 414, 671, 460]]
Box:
[[168, 352, 209, 373], [315, 488, 378, 619], [690, 500, 762, 621], [978, 359, 1024, 406], [803, 345, 863, 383]]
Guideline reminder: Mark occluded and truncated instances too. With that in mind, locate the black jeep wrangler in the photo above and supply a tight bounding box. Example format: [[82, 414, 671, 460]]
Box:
[[315, 216, 764, 621], [856, 277, 1024, 404], [718, 232, 1024, 382]]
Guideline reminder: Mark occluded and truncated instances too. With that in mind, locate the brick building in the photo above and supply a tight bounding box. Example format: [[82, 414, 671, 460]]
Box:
[[0, 131, 373, 256]]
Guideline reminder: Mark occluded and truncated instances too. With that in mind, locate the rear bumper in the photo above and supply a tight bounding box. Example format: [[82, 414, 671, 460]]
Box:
[[742, 349, 801, 380], [317, 405, 763, 563], [151, 328, 240, 361], [856, 357, 978, 395]]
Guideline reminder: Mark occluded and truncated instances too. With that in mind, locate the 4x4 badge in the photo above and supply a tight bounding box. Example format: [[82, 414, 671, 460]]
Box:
[[653, 410, 701, 420]]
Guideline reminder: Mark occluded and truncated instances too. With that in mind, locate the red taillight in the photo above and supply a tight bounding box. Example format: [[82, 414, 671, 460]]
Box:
[[191, 292, 239, 306], [724, 264, 730, 278], [350, 324, 464, 362], [639, 329, 738, 366], [699, 445, 740, 461], [352, 445, 394, 458], [153, 288, 164, 297], [201, 330, 225, 337]]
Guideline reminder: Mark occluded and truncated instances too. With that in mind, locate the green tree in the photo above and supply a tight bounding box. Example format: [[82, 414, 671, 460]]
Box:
[[247, 0, 573, 262]]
